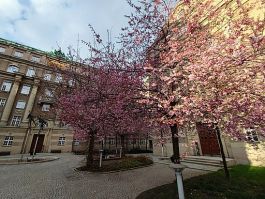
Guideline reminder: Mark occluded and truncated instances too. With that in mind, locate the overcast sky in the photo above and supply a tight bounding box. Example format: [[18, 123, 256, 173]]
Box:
[[0, 0, 134, 58]]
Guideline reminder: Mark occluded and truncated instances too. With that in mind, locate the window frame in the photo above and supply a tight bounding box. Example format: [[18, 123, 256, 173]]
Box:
[[21, 84, 31, 95], [1, 81, 12, 92], [0, 98, 6, 107], [3, 136, 13, 146], [55, 73, 63, 83], [246, 128, 259, 143], [10, 116, 22, 127], [109, 138, 115, 145], [16, 100, 26, 109], [14, 51, 23, 58], [43, 73, 52, 81], [42, 104, 50, 112], [7, 65, 19, 73], [0, 46, 6, 53], [58, 137, 66, 146], [31, 56, 40, 63], [26, 68, 35, 77]]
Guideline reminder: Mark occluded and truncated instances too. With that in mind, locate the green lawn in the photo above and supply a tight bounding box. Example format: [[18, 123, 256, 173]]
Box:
[[136, 165, 265, 199]]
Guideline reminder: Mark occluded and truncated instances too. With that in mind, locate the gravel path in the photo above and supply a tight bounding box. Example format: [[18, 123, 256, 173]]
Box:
[[0, 154, 208, 199]]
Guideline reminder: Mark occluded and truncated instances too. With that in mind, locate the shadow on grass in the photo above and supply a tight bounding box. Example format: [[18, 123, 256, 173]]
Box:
[[136, 165, 265, 199]]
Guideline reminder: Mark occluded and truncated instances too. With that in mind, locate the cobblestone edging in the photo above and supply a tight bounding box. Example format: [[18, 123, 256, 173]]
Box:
[[0, 156, 59, 165]]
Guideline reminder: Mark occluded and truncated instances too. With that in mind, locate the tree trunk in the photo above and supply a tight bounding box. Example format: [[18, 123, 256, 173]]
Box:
[[170, 124, 180, 164], [86, 133, 95, 168], [115, 134, 118, 154], [215, 125, 230, 179], [120, 135, 125, 156], [145, 133, 148, 151]]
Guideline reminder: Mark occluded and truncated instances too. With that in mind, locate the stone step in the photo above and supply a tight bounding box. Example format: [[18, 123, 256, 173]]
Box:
[[183, 156, 236, 167], [181, 162, 222, 172], [181, 159, 222, 167]]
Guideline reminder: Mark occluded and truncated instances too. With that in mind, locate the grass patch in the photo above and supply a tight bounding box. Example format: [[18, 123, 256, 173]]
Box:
[[77, 156, 153, 172], [136, 165, 265, 199]]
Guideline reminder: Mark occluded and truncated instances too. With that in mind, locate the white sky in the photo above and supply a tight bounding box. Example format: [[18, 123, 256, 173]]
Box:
[[0, 0, 133, 58]]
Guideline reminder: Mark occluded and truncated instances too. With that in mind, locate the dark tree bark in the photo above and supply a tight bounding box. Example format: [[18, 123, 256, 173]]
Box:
[[120, 134, 125, 156], [115, 134, 118, 154], [170, 124, 180, 164], [215, 125, 230, 179], [86, 132, 95, 168]]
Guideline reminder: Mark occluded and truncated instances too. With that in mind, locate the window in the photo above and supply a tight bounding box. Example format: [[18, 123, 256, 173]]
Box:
[[109, 138, 115, 145], [68, 79, 74, 86], [14, 51, 23, 58], [31, 56, 40, 62], [21, 85, 31, 95], [246, 128, 259, 142], [43, 73, 51, 81], [7, 65, 19, 73], [45, 89, 53, 97], [55, 73, 62, 83], [58, 137, 65, 146], [1, 81, 12, 92], [0, 98, 6, 107], [3, 136, 13, 146], [26, 68, 35, 77], [16, 101, 26, 109], [73, 139, 80, 146], [10, 116, 22, 127], [0, 47, 5, 53], [42, 104, 50, 112], [140, 139, 146, 145]]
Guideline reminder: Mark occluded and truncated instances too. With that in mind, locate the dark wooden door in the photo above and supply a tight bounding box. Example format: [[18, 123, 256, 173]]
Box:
[[30, 134, 45, 154], [197, 123, 220, 156]]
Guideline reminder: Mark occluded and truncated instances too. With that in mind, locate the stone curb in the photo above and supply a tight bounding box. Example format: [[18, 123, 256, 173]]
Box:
[[74, 163, 154, 174], [0, 157, 60, 165]]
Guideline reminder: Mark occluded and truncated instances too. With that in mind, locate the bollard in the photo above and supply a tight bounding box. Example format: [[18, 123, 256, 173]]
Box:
[[99, 150, 103, 168], [170, 163, 187, 199], [119, 147, 122, 158]]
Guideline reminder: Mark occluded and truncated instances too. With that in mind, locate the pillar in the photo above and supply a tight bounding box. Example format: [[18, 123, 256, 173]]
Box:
[[0, 75, 22, 126], [21, 79, 40, 125]]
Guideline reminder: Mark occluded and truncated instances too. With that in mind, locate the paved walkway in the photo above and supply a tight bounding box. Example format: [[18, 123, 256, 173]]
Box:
[[0, 153, 208, 199]]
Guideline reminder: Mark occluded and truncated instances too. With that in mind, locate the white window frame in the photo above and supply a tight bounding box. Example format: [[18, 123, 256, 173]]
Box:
[[43, 73, 51, 81], [26, 68, 35, 77], [42, 104, 50, 112], [0, 47, 6, 53], [58, 137, 66, 146], [246, 128, 259, 142], [45, 89, 53, 97], [55, 73, 62, 83], [31, 56, 40, 62], [14, 51, 23, 58], [3, 136, 13, 146], [21, 85, 31, 95], [10, 116, 22, 127], [16, 101, 26, 109], [0, 98, 6, 107], [7, 65, 19, 73], [1, 81, 12, 92]]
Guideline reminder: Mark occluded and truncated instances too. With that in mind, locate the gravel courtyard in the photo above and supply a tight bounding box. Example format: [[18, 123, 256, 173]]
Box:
[[0, 154, 207, 199]]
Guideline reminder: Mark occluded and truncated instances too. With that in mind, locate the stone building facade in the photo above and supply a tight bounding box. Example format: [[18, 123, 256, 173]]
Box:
[[0, 38, 73, 155], [0, 38, 154, 156]]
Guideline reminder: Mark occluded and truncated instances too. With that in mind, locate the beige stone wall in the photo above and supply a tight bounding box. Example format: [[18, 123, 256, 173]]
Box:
[[0, 127, 74, 154], [0, 127, 26, 154], [230, 141, 265, 166]]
